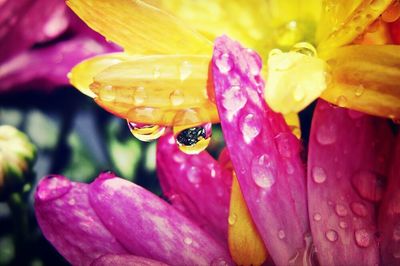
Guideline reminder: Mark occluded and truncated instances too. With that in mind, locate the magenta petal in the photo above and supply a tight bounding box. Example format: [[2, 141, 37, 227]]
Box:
[[379, 132, 400, 265], [156, 133, 232, 243], [0, 36, 115, 92], [34, 175, 128, 265], [88, 175, 233, 265], [91, 254, 169, 266], [212, 35, 309, 265], [308, 100, 394, 265]]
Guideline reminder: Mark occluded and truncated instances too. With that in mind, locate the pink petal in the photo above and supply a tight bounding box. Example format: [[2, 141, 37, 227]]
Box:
[[379, 132, 400, 265], [91, 254, 169, 266], [34, 175, 128, 265], [308, 100, 394, 265], [212, 35, 310, 265], [88, 174, 233, 265], [156, 133, 232, 243], [0, 36, 116, 92]]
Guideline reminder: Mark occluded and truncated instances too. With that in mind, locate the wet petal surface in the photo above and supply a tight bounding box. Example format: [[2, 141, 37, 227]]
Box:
[[308, 100, 394, 266], [34, 175, 128, 265], [88, 174, 233, 265], [212, 35, 309, 265], [92, 254, 169, 266], [156, 133, 231, 242]]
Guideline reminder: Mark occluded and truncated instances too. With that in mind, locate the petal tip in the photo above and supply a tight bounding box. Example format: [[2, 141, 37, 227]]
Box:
[[35, 175, 71, 202]]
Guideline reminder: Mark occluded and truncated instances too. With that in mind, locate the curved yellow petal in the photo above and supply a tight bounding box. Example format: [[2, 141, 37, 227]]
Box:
[[67, 0, 212, 55], [317, 0, 393, 55], [158, 0, 321, 59], [90, 55, 220, 126], [69, 53, 131, 97], [284, 112, 302, 139], [228, 172, 268, 266], [322, 45, 400, 119]]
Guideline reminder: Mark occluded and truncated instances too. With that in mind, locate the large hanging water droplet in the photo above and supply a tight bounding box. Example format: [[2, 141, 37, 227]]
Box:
[[292, 42, 317, 57], [240, 113, 261, 144], [169, 90, 184, 106], [215, 53, 233, 73], [354, 229, 371, 248], [174, 123, 212, 155], [127, 121, 166, 142], [325, 230, 338, 242], [312, 166, 327, 184], [251, 155, 275, 189], [351, 170, 385, 202], [180, 61, 192, 81], [316, 123, 337, 145]]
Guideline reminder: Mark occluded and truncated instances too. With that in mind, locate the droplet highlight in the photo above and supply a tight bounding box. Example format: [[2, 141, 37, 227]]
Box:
[[127, 121, 166, 142], [312, 166, 327, 184], [251, 155, 275, 189]]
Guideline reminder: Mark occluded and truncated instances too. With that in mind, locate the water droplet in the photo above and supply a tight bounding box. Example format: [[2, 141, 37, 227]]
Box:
[[180, 61, 192, 81], [269, 48, 282, 57], [293, 86, 305, 101], [222, 85, 247, 121], [278, 230, 286, 239], [313, 213, 322, 221], [187, 166, 201, 185], [335, 204, 348, 217], [292, 42, 317, 57], [184, 237, 193, 245], [251, 155, 275, 189], [275, 132, 295, 158], [325, 230, 338, 242], [127, 121, 166, 142], [351, 202, 368, 217], [316, 123, 337, 145], [228, 213, 237, 225], [339, 221, 348, 229], [336, 95, 347, 107], [215, 53, 233, 73], [240, 113, 261, 144], [174, 123, 212, 155], [354, 229, 371, 247], [133, 86, 146, 104], [351, 170, 385, 202], [211, 258, 229, 266], [312, 166, 327, 184], [153, 66, 161, 78], [355, 85, 365, 97], [99, 85, 115, 102], [370, 0, 384, 11], [68, 198, 76, 206], [169, 90, 184, 106]]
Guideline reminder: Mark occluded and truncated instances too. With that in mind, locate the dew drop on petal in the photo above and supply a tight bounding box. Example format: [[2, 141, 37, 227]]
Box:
[[354, 229, 371, 248], [355, 85, 365, 97], [278, 230, 286, 240], [336, 95, 348, 107], [169, 90, 184, 106], [180, 61, 192, 81], [99, 85, 115, 102], [222, 85, 247, 121], [275, 132, 295, 158], [313, 213, 322, 222], [339, 221, 348, 229], [325, 230, 338, 242], [240, 113, 261, 144], [153, 66, 161, 79], [251, 155, 275, 189], [350, 202, 368, 217], [215, 53, 233, 73], [312, 166, 327, 184], [184, 237, 193, 245], [316, 123, 337, 145], [335, 204, 348, 217], [228, 213, 237, 225], [127, 121, 166, 142], [187, 166, 201, 185], [133, 86, 146, 105]]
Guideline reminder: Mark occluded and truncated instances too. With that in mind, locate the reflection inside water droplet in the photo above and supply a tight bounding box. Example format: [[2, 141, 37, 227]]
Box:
[[127, 121, 166, 142], [174, 123, 212, 155]]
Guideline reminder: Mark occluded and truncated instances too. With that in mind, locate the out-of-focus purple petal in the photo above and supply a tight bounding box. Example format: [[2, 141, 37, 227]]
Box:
[[34, 175, 128, 265], [0, 0, 68, 61], [308, 100, 394, 266], [88, 174, 233, 266], [0, 36, 116, 92], [379, 132, 400, 266], [91, 254, 169, 266], [212, 35, 310, 266], [156, 133, 232, 243]]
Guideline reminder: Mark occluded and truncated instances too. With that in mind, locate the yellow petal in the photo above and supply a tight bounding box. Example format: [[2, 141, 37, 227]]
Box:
[[264, 48, 328, 114], [322, 45, 400, 119], [317, 0, 393, 55], [90, 55, 220, 126], [284, 112, 302, 139], [158, 0, 321, 59], [228, 172, 268, 266], [66, 0, 212, 55], [69, 53, 131, 97]]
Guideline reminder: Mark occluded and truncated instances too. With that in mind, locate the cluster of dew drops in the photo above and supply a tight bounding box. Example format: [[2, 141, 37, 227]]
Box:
[[127, 121, 212, 155]]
